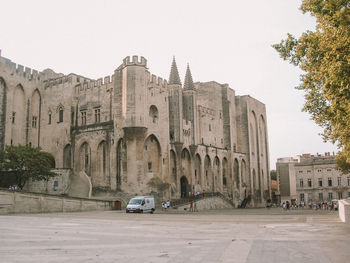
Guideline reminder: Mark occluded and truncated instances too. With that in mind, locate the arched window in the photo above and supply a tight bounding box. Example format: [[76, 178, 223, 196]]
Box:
[[59, 108, 64, 122], [149, 105, 158, 123]]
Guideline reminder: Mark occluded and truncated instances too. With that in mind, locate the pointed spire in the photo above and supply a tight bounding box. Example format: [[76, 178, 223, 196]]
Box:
[[168, 56, 182, 85], [183, 63, 195, 90]]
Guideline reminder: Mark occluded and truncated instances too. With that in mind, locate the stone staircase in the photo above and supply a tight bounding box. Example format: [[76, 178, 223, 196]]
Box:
[[170, 192, 235, 208]]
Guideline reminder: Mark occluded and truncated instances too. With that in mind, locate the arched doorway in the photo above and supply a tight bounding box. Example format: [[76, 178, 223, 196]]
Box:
[[194, 154, 202, 190], [180, 176, 189, 198], [79, 142, 91, 176]]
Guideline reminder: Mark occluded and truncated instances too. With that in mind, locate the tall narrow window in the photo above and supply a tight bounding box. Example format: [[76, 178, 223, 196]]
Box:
[[94, 108, 100, 123], [348, 176, 350, 186], [32, 116, 37, 128], [318, 193, 323, 201], [48, 113, 51, 124], [300, 193, 304, 201], [299, 179, 304, 188], [337, 177, 341, 186], [328, 192, 333, 200], [71, 111, 75, 125], [12, 112, 16, 124], [318, 178, 323, 187], [338, 192, 343, 199], [81, 111, 86, 125], [308, 178, 312, 187], [59, 108, 64, 123], [328, 177, 332, 187]]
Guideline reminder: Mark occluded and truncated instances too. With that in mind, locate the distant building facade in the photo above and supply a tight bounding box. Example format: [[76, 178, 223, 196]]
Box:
[[0, 52, 270, 206], [277, 153, 350, 204]]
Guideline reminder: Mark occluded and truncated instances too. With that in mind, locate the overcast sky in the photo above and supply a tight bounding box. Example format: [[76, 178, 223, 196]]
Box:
[[0, 0, 338, 169]]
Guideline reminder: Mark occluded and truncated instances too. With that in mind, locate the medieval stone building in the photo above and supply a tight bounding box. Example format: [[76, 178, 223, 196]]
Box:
[[0, 52, 270, 206]]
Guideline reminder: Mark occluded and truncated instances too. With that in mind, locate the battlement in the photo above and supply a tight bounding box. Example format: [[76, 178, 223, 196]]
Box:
[[121, 55, 147, 68], [146, 72, 168, 90], [0, 55, 42, 82]]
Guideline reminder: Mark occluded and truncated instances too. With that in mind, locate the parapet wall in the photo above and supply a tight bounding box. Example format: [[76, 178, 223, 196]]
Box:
[[0, 189, 115, 214]]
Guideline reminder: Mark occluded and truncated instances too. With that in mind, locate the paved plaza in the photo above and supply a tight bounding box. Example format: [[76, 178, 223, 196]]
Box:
[[1, 208, 349, 263]]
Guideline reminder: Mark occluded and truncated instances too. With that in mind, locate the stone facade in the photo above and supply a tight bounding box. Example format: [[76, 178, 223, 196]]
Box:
[[0, 53, 270, 206], [277, 153, 350, 204]]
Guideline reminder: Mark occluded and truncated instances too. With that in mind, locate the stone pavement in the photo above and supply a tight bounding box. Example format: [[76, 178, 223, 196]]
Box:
[[0, 208, 349, 263]]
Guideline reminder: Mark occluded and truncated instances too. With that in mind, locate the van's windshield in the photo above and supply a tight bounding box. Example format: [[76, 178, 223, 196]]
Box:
[[129, 199, 143, 205]]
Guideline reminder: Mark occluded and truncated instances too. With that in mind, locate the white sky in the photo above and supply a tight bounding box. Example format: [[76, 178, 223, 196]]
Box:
[[0, 0, 338, 169]]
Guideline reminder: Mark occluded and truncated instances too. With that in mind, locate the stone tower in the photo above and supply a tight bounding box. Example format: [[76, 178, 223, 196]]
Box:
[[182, 64, 197, 145]]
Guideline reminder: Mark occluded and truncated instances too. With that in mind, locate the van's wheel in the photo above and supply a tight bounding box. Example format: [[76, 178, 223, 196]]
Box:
[[140, 210, 143, 213], [150, 209, 154, 214]]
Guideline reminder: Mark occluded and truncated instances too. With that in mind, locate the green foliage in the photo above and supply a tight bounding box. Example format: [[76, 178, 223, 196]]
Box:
[[0, 145, 56, 189], [273, 0, 350, 170], [270, 170, 277, 181]]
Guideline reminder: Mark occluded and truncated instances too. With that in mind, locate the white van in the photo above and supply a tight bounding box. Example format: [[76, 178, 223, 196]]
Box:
[[126, 196, 155, 213]]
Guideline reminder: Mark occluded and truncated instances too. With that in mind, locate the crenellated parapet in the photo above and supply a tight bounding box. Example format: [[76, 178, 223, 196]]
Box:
[[117, 55, 147, 70], [146, 72, 168, 90], [0, 56, 44, 82]]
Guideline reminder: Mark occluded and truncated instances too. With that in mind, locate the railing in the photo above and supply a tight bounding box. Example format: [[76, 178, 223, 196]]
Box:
[[239, 195, 251, 208]]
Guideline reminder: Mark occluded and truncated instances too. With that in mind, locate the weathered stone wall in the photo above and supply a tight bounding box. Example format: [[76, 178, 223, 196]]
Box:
[[339, 199, 350, 224], [0, 53, 271, 206], [0, 189, 113, 215], [177, 196, 233, 211], [23, 169, 71, 195]]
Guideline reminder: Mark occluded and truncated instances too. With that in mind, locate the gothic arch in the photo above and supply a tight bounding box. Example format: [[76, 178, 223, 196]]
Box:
[[0, 78, 7, 150], [169, 150, 177, 196], [63, 144, 72, 168], [149, 105, 159, 124], [222, 157, 228, 188], [144, 134, 161, 176], [79, 142, 91, 176], [29, 89, 41, 147], [194, 154, 202, 187], [204, 155, 211, 190], [12, 84, 26, 145], [116, 138, 127, 190], [213, 156, 220, 191], [181, 148, 191, 181], [234, 158, 239, 188], [96, 140, 108, 186]]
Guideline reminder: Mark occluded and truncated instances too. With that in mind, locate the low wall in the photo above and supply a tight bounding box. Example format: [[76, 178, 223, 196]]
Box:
[[0, 189, 115, 215], [338, 199, 350, 224], [23, 169, 71, 195], [177, 196, 233, 211]]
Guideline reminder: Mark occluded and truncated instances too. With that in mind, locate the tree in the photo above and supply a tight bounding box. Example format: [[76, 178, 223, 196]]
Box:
[[0, 145, 56, 189], [273, 0, 350, 170], [270, 170, 277, 181]]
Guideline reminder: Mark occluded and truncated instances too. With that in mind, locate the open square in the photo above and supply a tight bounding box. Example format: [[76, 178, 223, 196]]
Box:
[[1, 209, 349, 263]]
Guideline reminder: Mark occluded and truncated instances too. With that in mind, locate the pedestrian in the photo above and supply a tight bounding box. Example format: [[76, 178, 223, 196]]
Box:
[[189, 200, 194, 212], [166, 200, 170, 210], [194, 200, 198, 212]]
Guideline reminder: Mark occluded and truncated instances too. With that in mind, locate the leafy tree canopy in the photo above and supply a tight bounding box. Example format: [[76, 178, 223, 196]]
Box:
[[0, 145, 56, 189], [273, 0, 350, 171], [270, 170, 277, 181]]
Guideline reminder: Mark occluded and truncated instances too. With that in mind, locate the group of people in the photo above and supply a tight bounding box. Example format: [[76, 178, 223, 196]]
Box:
[[161, 200, 171, 211], [8, 185, 19, 191], [189, 200, 198, 212], [281, 201, 338, 211]]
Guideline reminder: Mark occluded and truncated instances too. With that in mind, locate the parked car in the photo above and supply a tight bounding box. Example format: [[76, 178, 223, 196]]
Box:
[[126, 196, 155, 213]]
